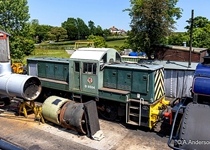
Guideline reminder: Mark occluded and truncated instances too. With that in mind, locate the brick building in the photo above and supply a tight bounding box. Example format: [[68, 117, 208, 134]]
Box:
[[154, 45, 208, 63]]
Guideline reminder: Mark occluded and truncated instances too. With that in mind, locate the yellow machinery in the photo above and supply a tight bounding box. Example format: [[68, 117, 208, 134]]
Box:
[[74, 41, 94, 49], [11, 61, 25, 74]]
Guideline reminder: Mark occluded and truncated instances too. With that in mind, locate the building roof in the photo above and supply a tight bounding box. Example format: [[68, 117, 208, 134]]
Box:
[[106, 62, 163, 71], [0, 30, 10, 36], [157, 45, 208, 53], [70, 48, 117, 61], [139, 59, 198, 70]]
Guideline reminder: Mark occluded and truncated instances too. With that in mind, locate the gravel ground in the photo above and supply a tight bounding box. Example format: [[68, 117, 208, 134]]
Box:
[[0, 113, 171, 150], [0, 101, 172, 150]]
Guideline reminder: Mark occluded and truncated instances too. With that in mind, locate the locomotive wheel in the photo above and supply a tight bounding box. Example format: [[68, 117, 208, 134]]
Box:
[[98, 103, 118, 121]]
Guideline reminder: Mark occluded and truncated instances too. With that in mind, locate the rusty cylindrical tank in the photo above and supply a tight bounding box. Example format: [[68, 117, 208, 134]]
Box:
[[60, 101, 86, 134], [42, 96, 70, 125], [0, 62, 42, 101], [42, 96, 86, 134]]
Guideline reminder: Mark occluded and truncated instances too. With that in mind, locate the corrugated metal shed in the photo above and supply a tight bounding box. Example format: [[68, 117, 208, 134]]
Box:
[[106, 62, 163, 71], [139, 60, 198, 98], [0, 30, 10, 62]]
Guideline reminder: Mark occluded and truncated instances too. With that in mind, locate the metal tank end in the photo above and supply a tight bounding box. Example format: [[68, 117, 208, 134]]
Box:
[[23, 76, 42, 101]]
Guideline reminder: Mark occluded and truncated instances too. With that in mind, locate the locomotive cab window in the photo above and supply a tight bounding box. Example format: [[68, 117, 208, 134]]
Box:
[[83, 63, 97, 74], [74, 62, 79, 72], [116, 52, 121, 62]]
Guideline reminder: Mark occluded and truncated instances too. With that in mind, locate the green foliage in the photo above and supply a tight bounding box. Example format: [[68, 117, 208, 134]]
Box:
[[10, 36, 35, 59], [35, 25, 52, 43], [77, 18, 90, 39], [87, 35, 107, 48], [185, 16, 210, 30], [191, 25, 210, 48], [48, 27, 68, 42], [168, 32, 189, 46], [125, 0, 182, 58], [184, 16, 210, 49], [88, 20, 96, 35], [0, 0, 35, 59], [95, 25, 103, 36], [29, 19, 39, 43], [103, 29, 112, 38], [62, 17, 90, 40], [0, 0, 30, 35], [119, 39, 131, 50]]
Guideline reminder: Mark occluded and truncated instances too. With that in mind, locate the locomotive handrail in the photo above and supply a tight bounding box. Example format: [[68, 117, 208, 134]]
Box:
[[167, 103, 186, 150]]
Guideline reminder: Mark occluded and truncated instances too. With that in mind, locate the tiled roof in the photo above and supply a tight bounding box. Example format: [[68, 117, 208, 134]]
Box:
[[0, 29, 10, 36]]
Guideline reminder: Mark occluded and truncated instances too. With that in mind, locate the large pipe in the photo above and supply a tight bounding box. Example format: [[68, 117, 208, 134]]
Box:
[[0, 62, 42, 101]]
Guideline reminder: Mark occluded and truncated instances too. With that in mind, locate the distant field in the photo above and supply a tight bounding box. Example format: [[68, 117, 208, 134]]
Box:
[[106, 40, 125, 47], [23, 49, 70, 64], [36, 39, 126, 50], [22, 39, 126, 64]]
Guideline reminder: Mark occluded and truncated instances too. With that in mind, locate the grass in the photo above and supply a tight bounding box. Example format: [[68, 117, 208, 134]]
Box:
[[22, 39, 126, 64], [23, 49, 71, 64], [106, 40, 125, 47]]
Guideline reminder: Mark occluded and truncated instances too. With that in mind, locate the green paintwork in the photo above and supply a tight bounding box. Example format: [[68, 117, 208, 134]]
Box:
[[99, 90, 129, 103], [41, 81, 69, 91], [103, 67, 117, 88], [81, 74, 98, 94], [102, 64, 159, 103], [37, 61, 69, 81], [27, 49, 163, 104], [117, 68, 132, 91], [69, 59, 99, 96]]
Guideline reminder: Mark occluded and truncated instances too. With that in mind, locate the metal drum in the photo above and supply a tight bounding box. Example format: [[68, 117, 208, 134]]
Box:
[[0, 74, 41, 101], [0, 62, 11, 75], [60, 101, 86, 134], [42, 96, 70, 125]]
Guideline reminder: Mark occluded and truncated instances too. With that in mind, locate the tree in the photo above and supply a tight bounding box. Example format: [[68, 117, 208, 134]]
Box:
[[87, 35, 107, 48], [35, 25, 52, 43], [95, 25, 103, 36], [48, 27, 67, 42], [62, 17, 90, 40], [29, 19, 39, 43], [185, 16, 210, 30], [88, 20, 96, 35], [168, 32, 189, 46], [62, 18, 78, 40], [125, 0, 182, 58], [184, 16, 210, 49], [0, 0, 35, 58], [76, 18, 90, 39], [103, 29, 112, 38]]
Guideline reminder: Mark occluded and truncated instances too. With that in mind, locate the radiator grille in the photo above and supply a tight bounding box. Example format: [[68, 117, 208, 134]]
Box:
[[154, 68, 164, 100]]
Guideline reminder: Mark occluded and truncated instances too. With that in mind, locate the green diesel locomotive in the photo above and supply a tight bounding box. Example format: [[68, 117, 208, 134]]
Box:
[[27, 48, 170, 129]]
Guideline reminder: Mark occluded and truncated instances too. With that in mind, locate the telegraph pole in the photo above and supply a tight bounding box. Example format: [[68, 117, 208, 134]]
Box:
[[188, 9, 194, 68]]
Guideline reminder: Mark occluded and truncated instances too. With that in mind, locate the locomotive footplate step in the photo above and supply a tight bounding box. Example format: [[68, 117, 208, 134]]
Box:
[[84, 100, 104, 141], [99, 87, 130, 94]]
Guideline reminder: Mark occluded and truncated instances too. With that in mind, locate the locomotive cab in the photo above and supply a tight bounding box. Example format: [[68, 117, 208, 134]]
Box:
[[69, 48, 121, 96]]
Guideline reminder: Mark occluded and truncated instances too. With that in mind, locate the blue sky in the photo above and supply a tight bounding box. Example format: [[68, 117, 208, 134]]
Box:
[[27, 0, 210, 32]]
